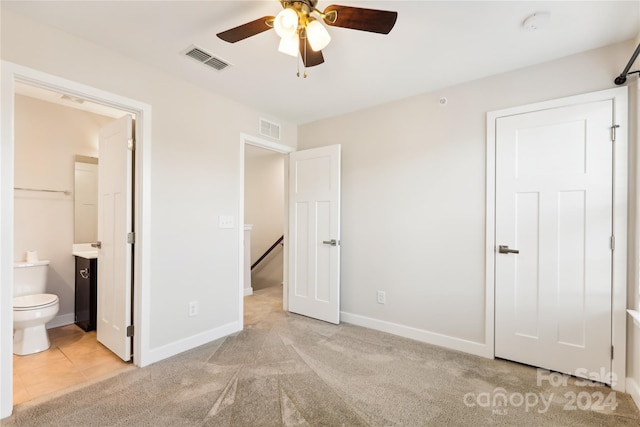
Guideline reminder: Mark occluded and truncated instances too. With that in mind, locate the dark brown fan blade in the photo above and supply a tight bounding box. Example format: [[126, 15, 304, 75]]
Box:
[[322, 5, 397, 34], [299, 37, 324, 67], [217, 16, 274, 43]]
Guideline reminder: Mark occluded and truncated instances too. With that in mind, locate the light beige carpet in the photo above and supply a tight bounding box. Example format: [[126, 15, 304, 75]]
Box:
[[3, 285, 639, 426]]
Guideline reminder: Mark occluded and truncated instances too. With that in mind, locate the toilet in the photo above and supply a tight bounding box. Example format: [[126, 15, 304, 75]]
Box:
[[13, 260, 59, 356]]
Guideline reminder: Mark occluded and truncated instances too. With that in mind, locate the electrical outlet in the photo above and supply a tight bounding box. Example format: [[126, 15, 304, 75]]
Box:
[[377, 291, 386, 304], [188, 301, 198, 317]]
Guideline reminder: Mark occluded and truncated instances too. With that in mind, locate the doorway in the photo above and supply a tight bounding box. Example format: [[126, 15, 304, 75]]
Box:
[[245, 145, 286, 293], [238, 135, 342, 326], [485, 87, 628, 392], [1, 62, 152, 418], [12, 85, 133, 404], [240, 134, 293, 322]]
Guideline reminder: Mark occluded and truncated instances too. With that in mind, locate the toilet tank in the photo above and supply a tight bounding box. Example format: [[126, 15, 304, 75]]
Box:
[[13, 260, 50, 297]]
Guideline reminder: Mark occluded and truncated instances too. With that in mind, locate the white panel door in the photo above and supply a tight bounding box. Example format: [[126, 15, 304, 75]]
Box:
[[495, 100, 613, 382], [288, 145, 341, 324], [97, 115, 133, 362]]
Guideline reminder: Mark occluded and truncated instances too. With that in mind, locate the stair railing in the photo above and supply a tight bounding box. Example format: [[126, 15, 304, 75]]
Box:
[[251, 235, 284, 270]]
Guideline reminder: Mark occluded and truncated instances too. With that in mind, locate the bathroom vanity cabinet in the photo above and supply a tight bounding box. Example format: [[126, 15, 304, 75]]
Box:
[[75, 256, 97, 332]]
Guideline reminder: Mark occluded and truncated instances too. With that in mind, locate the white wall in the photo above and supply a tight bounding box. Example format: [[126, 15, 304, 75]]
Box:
[[14, 95, 114, 324], [298, 39, 636, 354], [1, 7, 296, 417]]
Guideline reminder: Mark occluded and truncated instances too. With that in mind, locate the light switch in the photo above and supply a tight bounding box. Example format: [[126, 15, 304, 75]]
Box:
[[219, 215, 235, 229]]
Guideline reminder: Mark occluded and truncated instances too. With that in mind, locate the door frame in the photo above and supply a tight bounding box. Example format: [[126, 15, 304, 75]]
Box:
[[238, 133, 293, 326], [485, 87, 629, 392], [1, 61, 153, 418]]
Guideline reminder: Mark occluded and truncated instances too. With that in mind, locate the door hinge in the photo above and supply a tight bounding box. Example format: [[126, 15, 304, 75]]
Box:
[[127, 232, 135, 244], [611, 345, 614, 359], [610, 235, 615, 251], [611, 125, 620, 142], [128, 138, 135, 151], [126, 325, 134, 337]]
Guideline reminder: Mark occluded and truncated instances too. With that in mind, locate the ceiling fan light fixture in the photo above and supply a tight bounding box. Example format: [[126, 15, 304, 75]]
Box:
[[274, 8, 299, 38], [217, 2, 399, 71], [278, 34, 299, 57], [306, 19, 331, 51]]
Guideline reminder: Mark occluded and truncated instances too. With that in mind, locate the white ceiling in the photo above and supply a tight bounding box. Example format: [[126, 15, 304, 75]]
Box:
[[3, 1, 639, 125]]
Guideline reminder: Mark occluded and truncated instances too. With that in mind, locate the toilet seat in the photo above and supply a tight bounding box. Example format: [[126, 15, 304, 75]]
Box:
[[13, 293, 59, 311]]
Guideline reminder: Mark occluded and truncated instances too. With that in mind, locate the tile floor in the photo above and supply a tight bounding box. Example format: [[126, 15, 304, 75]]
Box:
[[12, 324, 133, 405]]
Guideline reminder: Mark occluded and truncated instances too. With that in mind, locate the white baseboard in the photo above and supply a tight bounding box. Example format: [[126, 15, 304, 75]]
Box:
[[340, 311, 492, 358], [243, 287, 253, 296], [144, 320, 241, 366], [626, 377, 640, 411], [47, 313, 75, 329]]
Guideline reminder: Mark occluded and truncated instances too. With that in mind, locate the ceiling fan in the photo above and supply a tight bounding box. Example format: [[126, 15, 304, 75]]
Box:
[[216, 1, 398, 70]]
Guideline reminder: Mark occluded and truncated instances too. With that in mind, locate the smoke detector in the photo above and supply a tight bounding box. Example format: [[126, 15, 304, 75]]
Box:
[[523, 12, 551, 30]]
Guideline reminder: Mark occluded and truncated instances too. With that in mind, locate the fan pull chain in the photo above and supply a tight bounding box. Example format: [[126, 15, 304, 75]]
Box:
[[297, 36, 307, 79]]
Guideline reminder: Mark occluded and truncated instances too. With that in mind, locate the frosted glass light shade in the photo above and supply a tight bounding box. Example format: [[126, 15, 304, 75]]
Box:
[[278, 35, 299, 57], [306, 20, 331, 51], [274, 8, 298, 38]]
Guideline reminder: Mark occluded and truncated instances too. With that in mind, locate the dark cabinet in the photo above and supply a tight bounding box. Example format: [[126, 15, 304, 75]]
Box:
[[75, 256, 97, 332]]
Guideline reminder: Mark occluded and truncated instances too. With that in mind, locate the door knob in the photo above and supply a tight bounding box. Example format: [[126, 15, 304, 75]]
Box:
[[498, 245, 519, 254], [91, 241, 102, 249], [322, 239, 339, 246]]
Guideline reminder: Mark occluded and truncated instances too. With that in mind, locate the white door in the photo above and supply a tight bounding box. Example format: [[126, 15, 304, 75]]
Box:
[[288, 145, 341, 324], [97, 115, 133, 362], [495, 100, 613, 382]]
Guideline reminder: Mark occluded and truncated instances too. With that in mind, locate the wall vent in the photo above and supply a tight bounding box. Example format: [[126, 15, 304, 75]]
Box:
[[260, 118, 281, 140], [183, 45, 230, 71]]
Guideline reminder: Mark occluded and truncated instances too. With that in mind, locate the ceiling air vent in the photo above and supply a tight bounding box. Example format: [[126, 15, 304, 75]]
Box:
[[183, 45, 230, 71], [260, 118, 281, 140]]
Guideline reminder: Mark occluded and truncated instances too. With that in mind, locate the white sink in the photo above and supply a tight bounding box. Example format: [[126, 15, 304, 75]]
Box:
[[73, 250, 98, 259], [72, 243, 99, 259]]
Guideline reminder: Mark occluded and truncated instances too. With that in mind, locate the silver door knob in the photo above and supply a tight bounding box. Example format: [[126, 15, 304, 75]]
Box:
[[91, 241, 102, 249], [498, 245, 519, 254], [322, 239, 338, 246]]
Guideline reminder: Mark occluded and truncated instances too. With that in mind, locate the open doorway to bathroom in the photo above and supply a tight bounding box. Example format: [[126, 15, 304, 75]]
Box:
[[1, 64, 150, 419], [11, 83, 134, 405]]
